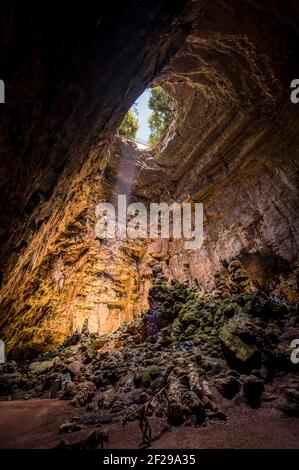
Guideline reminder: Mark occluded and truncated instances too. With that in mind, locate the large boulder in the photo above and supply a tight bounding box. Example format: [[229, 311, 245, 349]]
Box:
[[214, 375, 241, 399], [219, 315, 261, 372], [28, 360, 54, 374], [67, 360, 82, 377], [73, 381, 96, 407]]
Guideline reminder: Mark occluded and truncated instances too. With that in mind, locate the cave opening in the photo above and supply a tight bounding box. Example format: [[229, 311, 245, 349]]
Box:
[[118, 86, 178, 149]]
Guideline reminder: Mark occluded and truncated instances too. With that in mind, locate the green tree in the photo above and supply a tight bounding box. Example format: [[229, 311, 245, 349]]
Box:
[[119, 108, 139, 139], [148, 86, 177, 148]]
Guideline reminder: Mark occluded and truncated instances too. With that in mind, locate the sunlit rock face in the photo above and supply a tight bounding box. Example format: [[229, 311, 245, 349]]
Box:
[[0, 138, 154, 359], [139, 0, 299, 291], [0, 1, 299, 358], [0, 1, 191, 357]]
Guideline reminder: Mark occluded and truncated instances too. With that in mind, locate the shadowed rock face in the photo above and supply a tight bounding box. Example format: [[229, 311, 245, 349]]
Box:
[[0, 1, 298, 357], [0, 0, 192, 356]]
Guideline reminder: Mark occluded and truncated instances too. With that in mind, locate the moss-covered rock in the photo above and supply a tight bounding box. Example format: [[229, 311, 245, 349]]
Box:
[[178, 300, 206, 326], [217, 301, 242, 319], [243, 290, 277, 317], [181, 390, 205, 423], [0, 371, 23, 397], [171, 318, 183, 341], [28, 360, 54, 374], [134, 366, 161, 388], [146, 281, 196, 334], [98, 387, 118, 409], [218, 315, 262, 372]]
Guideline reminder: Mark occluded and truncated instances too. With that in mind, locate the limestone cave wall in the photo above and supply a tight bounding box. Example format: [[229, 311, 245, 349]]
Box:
[[0, 0, 299, 358], [140, 0, 299, 289]]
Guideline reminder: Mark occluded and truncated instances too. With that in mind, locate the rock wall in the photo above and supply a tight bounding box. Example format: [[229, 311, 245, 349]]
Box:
[[0, 0, 192, 357], [141, 0, 299, 290], [0, 137, 156, 359]]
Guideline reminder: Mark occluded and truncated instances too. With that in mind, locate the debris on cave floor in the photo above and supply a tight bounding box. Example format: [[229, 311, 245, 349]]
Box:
[[0, 259, 298, 447], [57, 428, 109, 449], [1, 399, 299, 449]]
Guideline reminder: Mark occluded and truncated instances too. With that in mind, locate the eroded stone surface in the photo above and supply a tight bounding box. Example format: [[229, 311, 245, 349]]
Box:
[[0, 1, 298, 360]]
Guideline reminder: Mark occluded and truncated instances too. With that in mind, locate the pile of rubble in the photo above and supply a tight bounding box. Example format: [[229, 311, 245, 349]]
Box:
[[0, 259, 298, 444]]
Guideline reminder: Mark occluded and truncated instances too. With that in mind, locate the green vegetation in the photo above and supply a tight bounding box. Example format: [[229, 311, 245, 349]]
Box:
[[147, 274, 287, 366], [148, 86, 177, 148], [134, 366, 161, 388], [118, 87, 177, 147], [119, 108, 139, 139]]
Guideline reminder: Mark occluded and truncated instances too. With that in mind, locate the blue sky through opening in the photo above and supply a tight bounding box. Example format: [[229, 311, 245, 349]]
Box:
[[134, 89, 151, 143]]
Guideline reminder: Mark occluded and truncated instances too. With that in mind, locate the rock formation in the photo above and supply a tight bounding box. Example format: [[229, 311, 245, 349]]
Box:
[[0, 0, 299, 448]]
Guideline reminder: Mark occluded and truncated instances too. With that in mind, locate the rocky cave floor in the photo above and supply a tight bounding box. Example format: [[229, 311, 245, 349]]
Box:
[[0, 260, 299, 449]]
